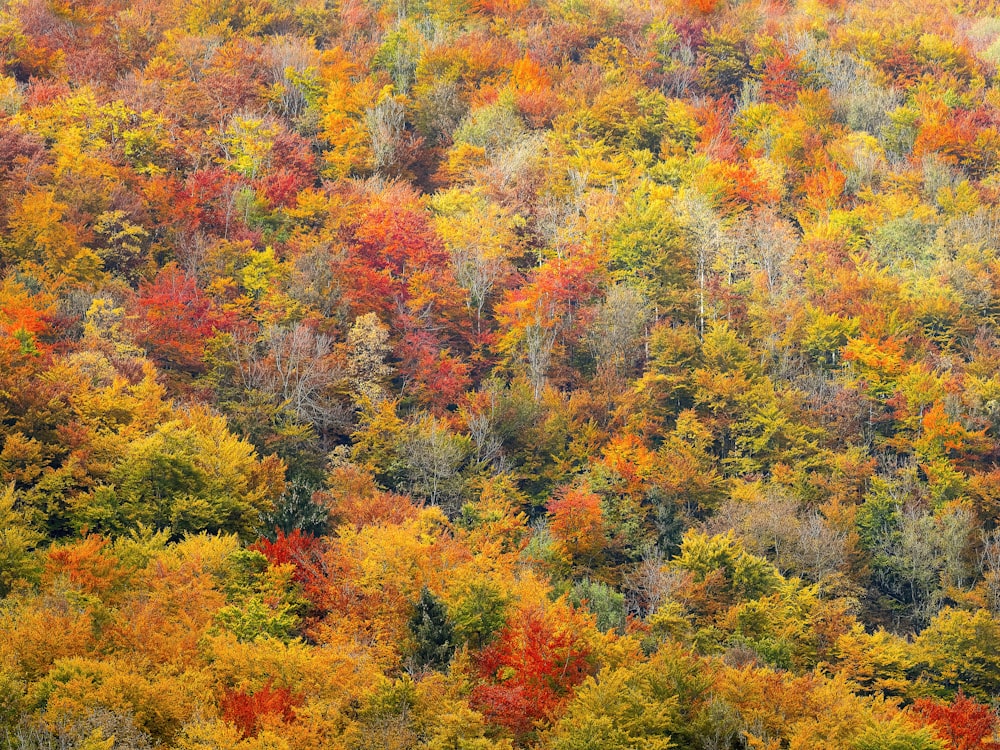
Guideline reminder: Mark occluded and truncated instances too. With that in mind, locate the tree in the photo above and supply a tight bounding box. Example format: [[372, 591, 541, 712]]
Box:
[[852, 715, 944, 750], [318, 48, 375, 177], [0, 483, 41, 596], [670, 530, 782, 615], [346, 312, 393, 404], [912, 692, 1000, 750], [545, 660, 679, 750], [586, 285, 649, 382], [448, 577, 510, 649], [255, 322, 352, 436], [496, 253, 601, 398], [547, 485, 606, 567], [569, 579, 625, 633], [609, 188, 696, 322], [408, 587, 455, 671], [698, 30, 750, 99], [432, 188, 516, 337], [258, 485, 330, 540], [127, 265, 233, 374], [402, 414, 471, 513], [2, 188, 80, 271], [471, 604, 595, 740], [77, 406, 285, 539], [367, 92, 418, 176], [43, 535, 121, 596], [92, 209, 151, 282], [220, 680, 301, 739], [913, 608, 1000, 703]]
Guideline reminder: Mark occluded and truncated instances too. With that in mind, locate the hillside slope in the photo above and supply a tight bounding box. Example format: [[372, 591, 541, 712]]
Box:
[[3, 0, 1000, 746]]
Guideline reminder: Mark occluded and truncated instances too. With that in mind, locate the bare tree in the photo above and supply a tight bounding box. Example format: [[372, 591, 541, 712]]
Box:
[[731, 207, 799, 297], [587, 285, 649, 379], [261, 323, 350, 432], [403, 415, 470, 514], [709, 492, 848, 583], [980, 528, 1000, 613], [524, 318, 560, 400], [792, 33, 901, 139], [624, 548, 687, 617], [265, 36, 320, 121], [866, 499, 975, 628], [10, 709, 152, 750], [449, 236, 508, 335], [220, 323, 351, 436], [366, 96, 408, 174], [461, 381, 511, 473], [674, 191, 724, 337]]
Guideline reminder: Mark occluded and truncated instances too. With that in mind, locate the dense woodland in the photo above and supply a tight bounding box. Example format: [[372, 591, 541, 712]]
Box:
[[4, 0, 1000, 746]]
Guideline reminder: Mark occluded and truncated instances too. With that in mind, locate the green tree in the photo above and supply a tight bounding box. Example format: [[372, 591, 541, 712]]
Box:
[[545, 657, 680, 750], [75, 408, 284, 539], [852, 715, 944, 750], [913, 608, 1000, 703], [449, 579, 509, 649], [0, 483, 41, 596], [408, 587, 455, 671]]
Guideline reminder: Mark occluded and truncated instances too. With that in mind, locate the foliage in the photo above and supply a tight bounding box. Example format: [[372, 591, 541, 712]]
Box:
[[408, 587, 456, 671], [4, 0, 1000, 745]]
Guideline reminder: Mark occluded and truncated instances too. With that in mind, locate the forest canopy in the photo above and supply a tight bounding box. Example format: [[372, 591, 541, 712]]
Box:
[[3, 0, 1000, 746]]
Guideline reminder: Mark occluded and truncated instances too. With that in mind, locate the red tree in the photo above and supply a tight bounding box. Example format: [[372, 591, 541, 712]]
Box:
[[470, 606, 594, 739], [221, 681, 301, 738], [127, 265, 235, 373], [761, 54, 800, 105], [913, 692, 1000, 750], [251, 529, 326, 588]]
